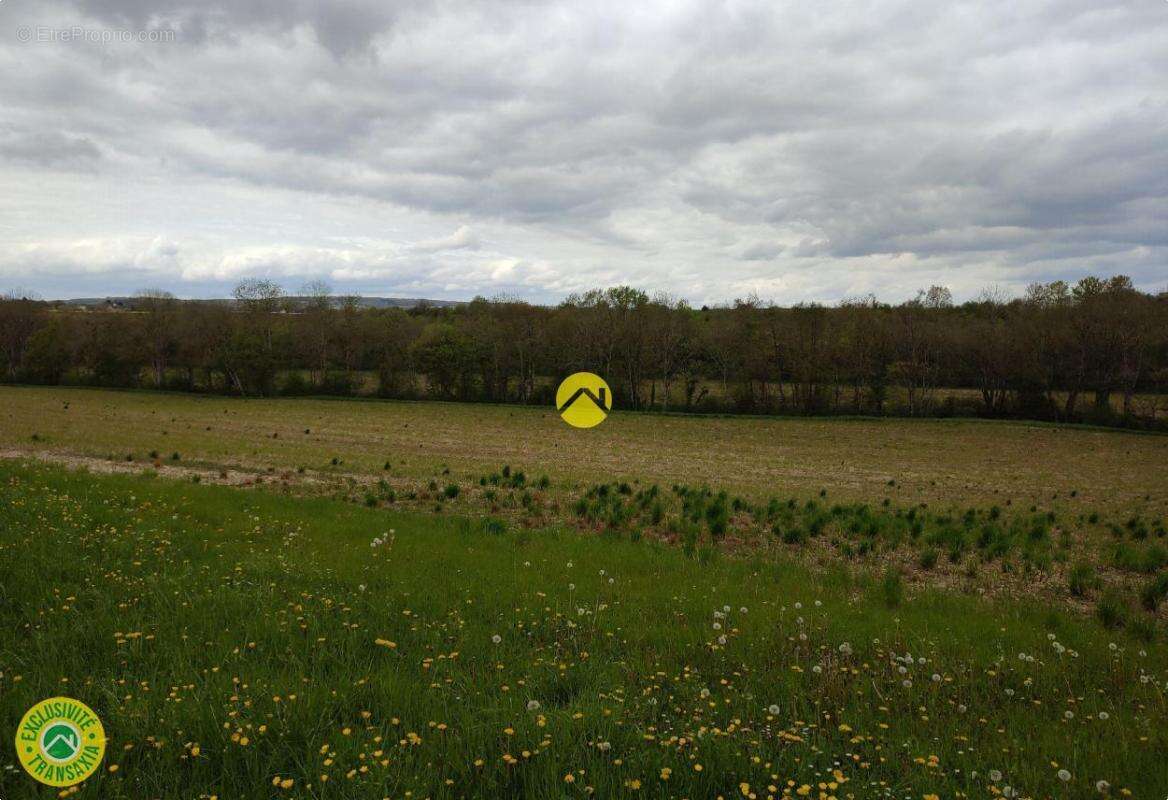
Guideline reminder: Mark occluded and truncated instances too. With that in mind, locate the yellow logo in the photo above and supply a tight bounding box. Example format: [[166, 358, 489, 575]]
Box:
[[556, 372, 612, 428], [15, 697, 106, 787]]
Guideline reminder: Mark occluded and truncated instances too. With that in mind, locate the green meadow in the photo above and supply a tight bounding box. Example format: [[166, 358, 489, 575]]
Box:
[[1, 460, 1165, 799]]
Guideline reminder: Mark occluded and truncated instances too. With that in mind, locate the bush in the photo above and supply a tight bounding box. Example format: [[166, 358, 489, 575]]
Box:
[[481, 517, 507, 536], [443, 484, 460, 499], [780, 525, 806, 546], [280, 371, 312, 396], [918, 548, 939, 570]]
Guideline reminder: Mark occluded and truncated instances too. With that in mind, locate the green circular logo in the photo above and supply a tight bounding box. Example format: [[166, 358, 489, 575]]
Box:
[[15, 697, 106, 787]]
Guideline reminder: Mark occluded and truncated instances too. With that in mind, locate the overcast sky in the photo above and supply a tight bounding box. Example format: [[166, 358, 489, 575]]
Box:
[[1, 1, 1165, 305]]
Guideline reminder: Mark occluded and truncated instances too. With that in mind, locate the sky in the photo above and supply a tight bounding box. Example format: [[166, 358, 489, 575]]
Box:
[[0, 0, 1165, 305]]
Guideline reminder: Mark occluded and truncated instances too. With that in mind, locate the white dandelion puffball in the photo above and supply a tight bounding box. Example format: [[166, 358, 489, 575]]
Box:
[[491, 634, 502, 644], [768, 704, 780, 715], [526, 700, 540, 711]]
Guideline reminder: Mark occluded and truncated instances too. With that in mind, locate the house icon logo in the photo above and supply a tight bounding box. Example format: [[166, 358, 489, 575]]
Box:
[[555, 372, 612, 428]]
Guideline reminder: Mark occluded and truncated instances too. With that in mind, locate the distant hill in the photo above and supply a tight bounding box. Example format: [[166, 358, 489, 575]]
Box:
[[59, 296, 465, 309]]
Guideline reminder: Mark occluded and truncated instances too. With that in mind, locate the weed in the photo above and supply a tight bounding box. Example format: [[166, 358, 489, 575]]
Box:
[[1096, 589, 1129, 630], [881, 568, 904, 608], [1068, 563, 1099, 598], [1140, 573, 1168, 612]]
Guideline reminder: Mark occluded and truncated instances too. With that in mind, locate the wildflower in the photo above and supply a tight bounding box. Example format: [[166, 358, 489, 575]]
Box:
[[700, 688, 710, 698], [1058, 769, 1071, 781], [1098, 711, 1110, 721], [491, 634, 502, 644], [1096, 780, 1111, 793], [931, 673, 941, 683], [564, 774, 575, 783], [740, 782, 751, 796], [526, 700, 540, 711], [989, 770, 1003, 782], [811, 665, 822, 674], [838, 642, 852, 656], [660, 767, 671, 780], [625, 778, 641, 790], [596, 741, 611, 752], [768, 704, 780, 715], [374, 638, 397, 649]]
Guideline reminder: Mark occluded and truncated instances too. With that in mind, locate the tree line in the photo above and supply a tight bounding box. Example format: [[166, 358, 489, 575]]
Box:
[[2, 275, 1166, 426]]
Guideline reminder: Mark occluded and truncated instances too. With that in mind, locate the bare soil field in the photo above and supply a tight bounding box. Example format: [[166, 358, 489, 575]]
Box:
[[2, 385, 1165, 517]]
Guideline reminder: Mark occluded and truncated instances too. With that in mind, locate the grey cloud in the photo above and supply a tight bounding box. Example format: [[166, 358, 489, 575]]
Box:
[[1, 0, 1165, 303], [0, 130, 101, 169], [739, 241, 785, 261]]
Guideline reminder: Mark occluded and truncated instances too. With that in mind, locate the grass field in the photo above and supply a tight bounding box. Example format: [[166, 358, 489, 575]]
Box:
[[1, 461, 1166, 800]]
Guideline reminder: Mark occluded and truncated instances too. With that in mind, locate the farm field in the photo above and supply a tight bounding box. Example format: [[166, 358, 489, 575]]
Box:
[[1, 460, 1166, 800], [2, 386, 1167, 516]]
